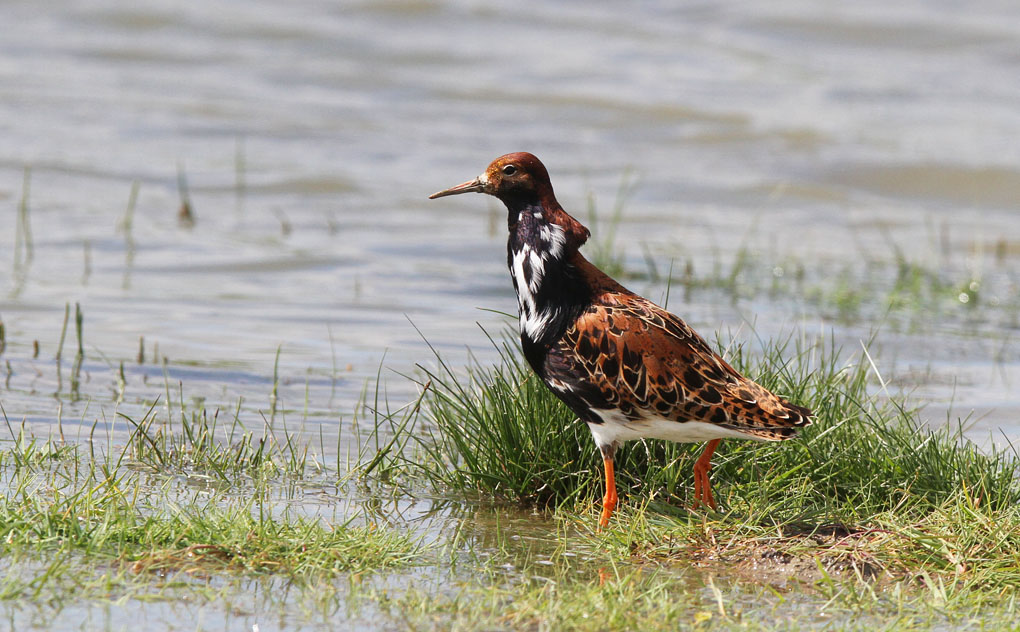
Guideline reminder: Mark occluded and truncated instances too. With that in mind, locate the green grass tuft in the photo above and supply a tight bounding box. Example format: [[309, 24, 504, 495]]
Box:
[[404, 328, 1019, 524]]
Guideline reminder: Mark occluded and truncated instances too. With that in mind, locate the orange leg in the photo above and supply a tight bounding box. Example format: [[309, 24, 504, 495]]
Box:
[[599, 456, 618, 529], [692, 439, 721, 510]]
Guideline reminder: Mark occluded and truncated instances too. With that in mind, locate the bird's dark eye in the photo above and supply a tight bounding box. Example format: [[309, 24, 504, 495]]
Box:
[[502, 164, 517, 176]]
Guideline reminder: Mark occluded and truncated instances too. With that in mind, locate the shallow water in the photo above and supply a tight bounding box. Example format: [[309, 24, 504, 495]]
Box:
[[1, 0, 1019, 628]]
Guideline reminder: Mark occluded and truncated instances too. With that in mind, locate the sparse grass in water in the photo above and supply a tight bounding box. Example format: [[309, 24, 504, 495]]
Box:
[[584, 170, 636, 278], [0, 336, 432, 609], [13, 166, 33, 268], [176, 161, 195, 227], [636, 224, 1016, 328], [69, 302, 84, 399], [120, 180, 140, 289], [122, 394, 304, 483], [0, 424, 423, 601]]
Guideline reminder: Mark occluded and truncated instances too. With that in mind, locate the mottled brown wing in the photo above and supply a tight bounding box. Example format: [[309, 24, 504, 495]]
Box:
[[559, 294, 812, 439]]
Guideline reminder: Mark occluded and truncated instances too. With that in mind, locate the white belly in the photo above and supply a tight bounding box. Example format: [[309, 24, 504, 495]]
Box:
[[586, 408, 762, 448]]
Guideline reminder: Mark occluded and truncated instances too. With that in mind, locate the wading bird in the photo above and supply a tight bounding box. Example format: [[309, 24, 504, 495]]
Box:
[[430, 153, 811, 528]]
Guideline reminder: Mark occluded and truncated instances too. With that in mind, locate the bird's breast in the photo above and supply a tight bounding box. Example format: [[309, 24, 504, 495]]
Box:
[[507, 211, 572, 346]]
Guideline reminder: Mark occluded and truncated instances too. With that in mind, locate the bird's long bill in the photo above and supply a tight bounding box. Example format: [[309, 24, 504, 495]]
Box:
[[428, 177, 484, 199]]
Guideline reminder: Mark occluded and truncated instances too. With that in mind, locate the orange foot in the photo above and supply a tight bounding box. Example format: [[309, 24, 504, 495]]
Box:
[[598, 457, 618, 530], [691, 439, 721, 510]]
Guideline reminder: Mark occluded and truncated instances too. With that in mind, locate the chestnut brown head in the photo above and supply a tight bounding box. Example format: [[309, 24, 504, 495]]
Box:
[[429, 152, 555, 205], [430, 152, 590, 249]]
